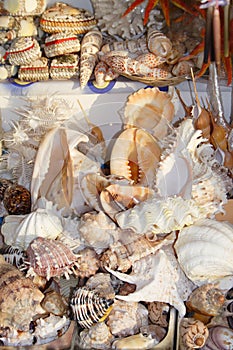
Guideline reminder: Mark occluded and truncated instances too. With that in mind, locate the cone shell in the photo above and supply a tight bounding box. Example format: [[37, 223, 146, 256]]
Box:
[[123, 87, 174, 139], [174, 218, 233, 285]]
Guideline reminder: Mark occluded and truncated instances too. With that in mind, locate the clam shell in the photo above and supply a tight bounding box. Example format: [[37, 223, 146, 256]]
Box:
[[174, 218, 233, 285], [123, 87, 174, 139]]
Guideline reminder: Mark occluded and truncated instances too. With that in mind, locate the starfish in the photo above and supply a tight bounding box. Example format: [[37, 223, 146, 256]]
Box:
[[122, 0, 202, 26]]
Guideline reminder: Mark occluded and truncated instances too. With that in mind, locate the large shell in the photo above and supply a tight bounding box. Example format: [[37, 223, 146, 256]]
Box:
[[123, 87, 174, 139], [179, 318, 209, 349], [79, 322, 114, 349], [80, 29, 103, 88], [110, 127, 161, 187], [106, 299, 148, 338], [186, 283, 226, 317], [70, 287, 114, 329], [26, 237, 80, 280], [174, 218, 233, 285]]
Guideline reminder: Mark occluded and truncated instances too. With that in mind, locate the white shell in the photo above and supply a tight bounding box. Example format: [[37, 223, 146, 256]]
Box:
[[174, 218, 233, 285]]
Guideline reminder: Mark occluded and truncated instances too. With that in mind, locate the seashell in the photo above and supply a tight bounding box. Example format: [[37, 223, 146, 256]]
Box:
[[123, 87, 174, 139], [140, 324, 167, 344], [44, 32, 80, 58], [85, 272, 115, 299], [186, 283, 226, 317], [106, 299, 148, 338], [50, 54, 80, 80], [147, 28, 172, 57], [41, 290, 68, 316], [75, 247, 100, 278], [112, 333, 157, 350], [102, 51, 172, 79], [172, 60, 195, 76], [179, 318, 209, 349], [3, 0, 46, 16], [0, 245, 27, 271], [148, 302, 170, 327], [80, 29, 103, 88], [101, 38, 148, 56], [0, 15, 15, 29], [6, 36, 41, 66], [26, 237, 80, 280], [110, 127, 161, 187], [203, 325, 233, 349], [79, 322, 114, 349], [79, 211, 119, 254], [136, 52, 166, 68], [70, 287, 114, 329], [94, 61, 108, 86], [0, 178, 13, 201], [105, 66, 120, 81], [16, 16, 37, 37], [174, 218, 233, 285], [18, 57, 49, 82], [3, 182, 31, 215], [40, 3, 97, 34]]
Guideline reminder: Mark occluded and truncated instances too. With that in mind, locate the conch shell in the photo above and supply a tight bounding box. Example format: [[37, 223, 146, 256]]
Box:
[[174, 218, 233, 285]]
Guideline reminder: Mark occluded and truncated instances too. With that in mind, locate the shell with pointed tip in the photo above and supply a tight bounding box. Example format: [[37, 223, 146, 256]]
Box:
[[110, 127, 161, 187], [26, 237, 80, 280], [179, 318, 209, 349], [80, 29, 103, 88], [106, 300, 148, 338], [174, 218, 233, 285], [79, 322, 114, 349], [70, 287, 114, 329], [186, 283, 225, 316], [123, 87, 174, 139]]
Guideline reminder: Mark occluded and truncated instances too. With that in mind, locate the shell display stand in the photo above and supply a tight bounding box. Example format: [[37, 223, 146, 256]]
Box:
[[0, 77, 232, 350]]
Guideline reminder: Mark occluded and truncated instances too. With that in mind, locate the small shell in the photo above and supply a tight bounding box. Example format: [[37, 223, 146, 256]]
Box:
[[203, 325, 233, 349], [94, 61, 108, 86], [106, 300, 148, 338], [147, 28, 172, 57], [148, 302, 170, 327], [110, 127, 161, 187], [75, 247, 100, 278], [112, 333, 156, 350], [86, 272, 115, 299], [70, 287, 114, 329], [3, 183, 31, 215], [41, 290, 68, 316], [6, 37, 41, 66], [186, 284, 226, 316], [123, 87, 174, 139], [179, 318, 209, 349], [172, 60, 194, 76], [79, 322, 114, 349], [26, 237, 80, 280]]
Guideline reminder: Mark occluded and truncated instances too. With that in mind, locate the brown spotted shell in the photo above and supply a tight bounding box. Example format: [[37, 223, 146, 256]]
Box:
[[186, 283, 226, 317], [3, 183, 31, 215], [26, 237, 79, 280]]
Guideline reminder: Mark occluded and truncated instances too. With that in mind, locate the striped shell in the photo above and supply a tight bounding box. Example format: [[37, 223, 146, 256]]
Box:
[[26, 237, 80, 280], [70, 287, 114, 328], [147, 29, 172, 58]]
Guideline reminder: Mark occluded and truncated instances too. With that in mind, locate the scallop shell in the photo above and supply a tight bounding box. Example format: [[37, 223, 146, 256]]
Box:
[[174, 218, 233, 285], [80, 29, 103, 88], [179, 318, 209, 349], [79, 322, 114, 349], [147, 28, 172, 57], [26, 237, 80, 280], [123, 87, 174, 139], [186, 283, 226, 317], [106, 299, 148, 338], [70, 287, 114, 329], [110, 127, 161, 187]]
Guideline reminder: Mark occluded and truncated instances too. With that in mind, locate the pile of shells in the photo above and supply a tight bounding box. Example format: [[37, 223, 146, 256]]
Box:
[[0, 0, 205, 87], [0, 84, 232, 348]]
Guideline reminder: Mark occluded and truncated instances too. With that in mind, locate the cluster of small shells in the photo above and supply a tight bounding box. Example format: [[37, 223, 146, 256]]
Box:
[[0, 79, 232, 349], [0, 0, 205, 87]]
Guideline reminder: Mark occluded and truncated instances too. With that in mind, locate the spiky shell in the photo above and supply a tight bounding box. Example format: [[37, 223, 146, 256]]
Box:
[[26, 237, 80, 280], [174, 218, 233, 285], [79, 322, 114, 349], [70, 287, 114, 329], [186, 283, 225, 316], [75, 247, 100, 278], [179, 318, 209, 349], [123, 87, 174, 139], [110, 127, 161, 187]]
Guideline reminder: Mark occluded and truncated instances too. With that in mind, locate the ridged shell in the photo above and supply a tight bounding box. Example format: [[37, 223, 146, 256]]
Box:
[[147, 29, 172, 57], [179, 318, 209, 349], [75, 247, 100, 278], [110, 127, 161, 187], [26, 237, 80, 280], [79, 322, 114, 349], [186, 284, 226, 316], [123, 87, 174, 139], [174, 218, 233, 285], [148, 302, 170, 327], [70, 287, 114, 328]]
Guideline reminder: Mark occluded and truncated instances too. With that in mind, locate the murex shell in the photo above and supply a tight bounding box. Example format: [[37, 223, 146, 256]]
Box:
[[26, 237, 80, 280], [174, 218, 233, 285]]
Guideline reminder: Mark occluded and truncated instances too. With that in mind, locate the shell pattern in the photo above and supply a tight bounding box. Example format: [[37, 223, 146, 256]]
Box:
[[147, 28, 172, 58], [179, 318, 209, 349], [70, 287, 114, 328], [26, 237, 80, 280]]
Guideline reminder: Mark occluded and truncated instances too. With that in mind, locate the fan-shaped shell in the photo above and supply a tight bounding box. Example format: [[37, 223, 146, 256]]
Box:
[[123, 87, 174, 139], [174, 218, 233, 285]]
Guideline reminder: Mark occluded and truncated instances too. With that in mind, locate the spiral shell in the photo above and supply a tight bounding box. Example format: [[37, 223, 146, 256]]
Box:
[[147, 28, 172, 58], [26, 237, 80, 280], [70, 287, 114, 328], [179, 318, 209, 349]]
